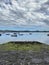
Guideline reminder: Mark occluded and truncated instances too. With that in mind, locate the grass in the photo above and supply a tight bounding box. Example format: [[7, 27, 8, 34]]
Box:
[[0, 42, 49, 51]]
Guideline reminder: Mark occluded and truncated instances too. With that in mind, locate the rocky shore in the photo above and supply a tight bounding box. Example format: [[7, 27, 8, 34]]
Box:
[[0, 50, 49, 65]]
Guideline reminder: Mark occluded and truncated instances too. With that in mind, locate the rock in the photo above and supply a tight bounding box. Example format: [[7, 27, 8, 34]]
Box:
[[31, 58, 43, 63], [0, 51, 49, 65], [44, 57, 49, 63]]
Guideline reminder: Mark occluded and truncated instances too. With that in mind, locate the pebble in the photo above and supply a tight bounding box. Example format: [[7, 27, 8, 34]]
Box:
[[0, 51, 49, 65]]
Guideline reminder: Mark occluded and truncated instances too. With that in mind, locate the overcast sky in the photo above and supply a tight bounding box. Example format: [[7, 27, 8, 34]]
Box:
[[0, 0, 49, 26]]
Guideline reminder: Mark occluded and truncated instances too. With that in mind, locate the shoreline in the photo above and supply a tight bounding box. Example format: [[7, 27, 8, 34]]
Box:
[[0, 42, 49, 65], [0, 30, 49, 33]]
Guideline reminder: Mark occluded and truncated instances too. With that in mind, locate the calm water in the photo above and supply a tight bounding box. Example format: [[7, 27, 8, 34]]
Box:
[[0, 25, 49, 45], [0, 32, 49, 45]]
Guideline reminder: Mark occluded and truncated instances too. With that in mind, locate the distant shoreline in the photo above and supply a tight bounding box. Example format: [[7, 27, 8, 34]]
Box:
[[0, 30, 49, 33]]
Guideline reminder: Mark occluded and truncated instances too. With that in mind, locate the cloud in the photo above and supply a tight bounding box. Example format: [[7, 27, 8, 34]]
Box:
[[0, 0, 49, 26]]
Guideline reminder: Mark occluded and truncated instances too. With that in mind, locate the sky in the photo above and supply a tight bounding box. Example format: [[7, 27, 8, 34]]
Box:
[[0, 0, 49, 29]]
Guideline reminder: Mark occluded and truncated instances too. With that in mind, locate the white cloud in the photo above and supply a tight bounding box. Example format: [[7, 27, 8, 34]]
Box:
[[0, 0, 49, 26], [16, 18, 27, 25], [39, 0, 48, 4]]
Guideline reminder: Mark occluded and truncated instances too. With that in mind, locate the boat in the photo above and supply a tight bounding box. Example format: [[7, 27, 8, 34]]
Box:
[[47, 34, 49, 36], [11, 34, 17, 37], [0, 34, 2, 36], [6, 34, 10, 35]]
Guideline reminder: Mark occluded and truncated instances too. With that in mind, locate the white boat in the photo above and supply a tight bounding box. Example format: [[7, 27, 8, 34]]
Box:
[[11, 34, 17, 37]]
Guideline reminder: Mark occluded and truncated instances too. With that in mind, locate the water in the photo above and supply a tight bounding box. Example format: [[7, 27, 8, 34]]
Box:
[[0, 32, 49, 45], [0, 25, 49, 45]]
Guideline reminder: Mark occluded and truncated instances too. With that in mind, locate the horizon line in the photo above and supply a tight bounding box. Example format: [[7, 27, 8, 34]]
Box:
[[0, 30, 49, 33]]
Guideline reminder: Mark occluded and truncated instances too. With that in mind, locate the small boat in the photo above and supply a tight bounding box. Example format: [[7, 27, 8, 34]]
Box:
[[29, 33, 32, 35], [13, 32, 17, 34], [47, 34, 49, 36], [18, 33, 24, 36], [11, 34, 17, 37], [6, 34, 10, 35], [0, 34, 2, 36]]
